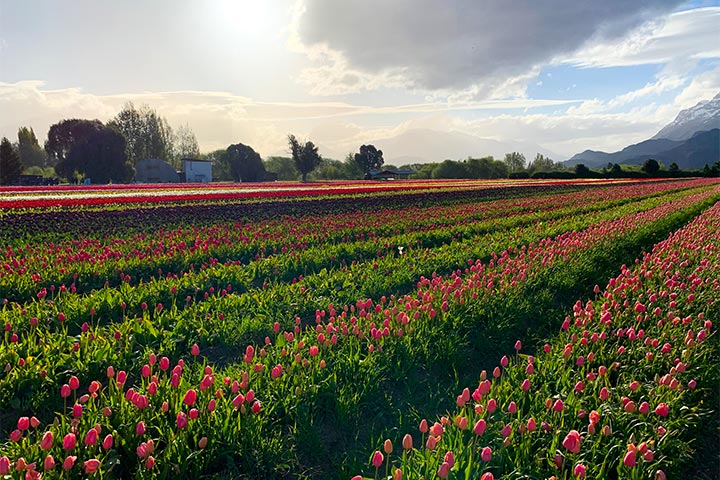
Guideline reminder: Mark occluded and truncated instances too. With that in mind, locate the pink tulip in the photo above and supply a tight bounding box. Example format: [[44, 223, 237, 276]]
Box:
[[372, 450, 384, 468], [437, 462, 450, 478], [84, 428, 98, 446], [0, 457, 10, 474], [176, 412, 188, 429], [623, 448, 637, 467], [102, 434, 113, 450], [419, 419, 429, 433], [17, 417, 30, 430], [481, 446, 492, 462], [562, 430, 581, 454], [136, 421, 146, 436], [62, 456, 76, 470], [63, 433, 76, 450], [40, 431, 54, 450], [481, 474, 494, 480], [183, 389, 197, 406], [43, 454, 55, 471], [474, 419, 487, 436], [60, 384, 71, 398], [574, 463, 586, 478], [69, 376, 79, 390], [655, 470, 667, 480], [191, 344, 200, 356], [655, 402, 669, 417], [552, 399, 564, 412], [84, 459, 101, 474]]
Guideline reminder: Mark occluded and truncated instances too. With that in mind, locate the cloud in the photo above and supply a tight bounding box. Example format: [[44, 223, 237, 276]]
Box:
[[292, 0, 682, 95], [561, 7, 720, 68], [0, 81, 580, 156]]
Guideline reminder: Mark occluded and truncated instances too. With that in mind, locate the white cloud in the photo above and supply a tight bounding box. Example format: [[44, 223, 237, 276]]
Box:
[[292, 0, 682, 96], [561, 7, 720, 67]]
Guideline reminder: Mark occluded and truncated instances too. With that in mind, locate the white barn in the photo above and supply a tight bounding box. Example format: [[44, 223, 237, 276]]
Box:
[[183, 159, 212, 183]]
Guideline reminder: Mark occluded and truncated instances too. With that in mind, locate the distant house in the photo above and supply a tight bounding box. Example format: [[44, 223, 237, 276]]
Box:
[[134, 159, 180, 183], [366, 168, 414, 180], [182, 158, 212, 183]]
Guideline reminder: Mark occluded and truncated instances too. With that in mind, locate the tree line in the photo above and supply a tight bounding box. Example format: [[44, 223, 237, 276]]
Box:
[[2, 107, 718, 185]]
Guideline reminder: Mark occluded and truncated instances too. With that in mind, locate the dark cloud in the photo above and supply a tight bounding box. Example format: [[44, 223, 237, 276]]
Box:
[[297, 0, 683, 90]]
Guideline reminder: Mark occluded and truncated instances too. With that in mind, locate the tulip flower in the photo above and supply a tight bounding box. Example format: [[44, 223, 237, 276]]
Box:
[[481, 446, 492, 462], [402, 434, 413, 450], [63, 433, 76, 450], [84, 459, 101, 474], [40, 431, 54, 450], [62, 456, 76, 470], [43, 455, 55, 471], [372, 450, 384, 468]]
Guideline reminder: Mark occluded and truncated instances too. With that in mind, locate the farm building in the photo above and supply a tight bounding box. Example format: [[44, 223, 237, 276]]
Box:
[[366, 168, 414, 180], [182, 158, 212, 183], [134, 159, 180, 183]]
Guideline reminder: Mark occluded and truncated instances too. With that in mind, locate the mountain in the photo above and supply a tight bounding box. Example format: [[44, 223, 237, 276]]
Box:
[[653, 92, 720, 141], [565, 137, 683, 168], [566, 92, 720, 169], [626, 129, 719, 169], [369, 128, 561, 166]]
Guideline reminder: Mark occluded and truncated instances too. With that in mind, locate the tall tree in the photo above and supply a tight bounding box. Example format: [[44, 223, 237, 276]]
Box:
[[17, 127, 47, 168], [223, 143, 266, 182], [642, 158, 660, 176], [354, 144, 384, 175], [172, 123, 200, 165], [45, 119, 104, 167], [527, 153, 555, 175], [288, 134, 322, 182], [0, 137, 23, 185], [64, 128, 132, 183], [503, 152, 526, 173], [108, 102, 174, 166]]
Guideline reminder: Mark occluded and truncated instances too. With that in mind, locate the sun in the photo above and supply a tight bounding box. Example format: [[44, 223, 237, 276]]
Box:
[[212, 0, 276, 36]]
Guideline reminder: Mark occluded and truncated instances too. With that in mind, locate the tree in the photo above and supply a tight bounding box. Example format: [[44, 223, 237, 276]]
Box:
[[354, 144, 384, 175], [343, 152, 364, 179], [668, 162, 680, 173], [0, 137, 23, 185], [173, 124, 200, 164], [45, 119, 104, 167], [527, 153, 555, 175], [17, 127, 47, 168], [223, 143, 266, 182], [642, 158, 660, 176], [574, 163, 591, 178], [432, 159, 470, 179], [56, 127, 132, 183], [264, 156, 300, 181], [503, 152, 526, 173], [108, 102, 175, 166], [288, 134, 322, 182]]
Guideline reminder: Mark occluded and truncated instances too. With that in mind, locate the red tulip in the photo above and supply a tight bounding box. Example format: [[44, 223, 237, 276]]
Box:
[[183, 389, 197, 406], [655, 402, 669, 417], [43, 455, 55, 471], [63, 433, 76, 450], [84, 459, 101, 474], [40, 431, 54, 450], [62, 456, 76, 470], [372, 450, 384, 468]]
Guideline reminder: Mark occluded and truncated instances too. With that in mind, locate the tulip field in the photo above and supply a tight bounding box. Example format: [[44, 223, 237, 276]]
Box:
[[0, 178, 718, 479]]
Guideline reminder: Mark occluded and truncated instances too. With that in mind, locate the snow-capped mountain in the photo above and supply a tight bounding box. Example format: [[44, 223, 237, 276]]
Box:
[[653, 92, 720, 141]]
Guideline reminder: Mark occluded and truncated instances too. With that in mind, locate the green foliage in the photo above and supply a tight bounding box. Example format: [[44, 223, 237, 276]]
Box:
[[17, 127, 46, 168], [288, 134, 322, 182], [107, 102, 175, 167], [354, 144, 384, 175], [264, 156, 300, 181], [61, 127, 133, 183], [503, 151, 526, 173], [642, 158, 661, 175], [574, 163, 591, 177], [0, 137, 23, 185], [223, 143, 266, 182], [45, 119, 104, 169]]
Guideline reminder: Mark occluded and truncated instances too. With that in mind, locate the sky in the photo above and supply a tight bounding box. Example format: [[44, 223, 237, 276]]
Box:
[[1, 0, 719, 163]]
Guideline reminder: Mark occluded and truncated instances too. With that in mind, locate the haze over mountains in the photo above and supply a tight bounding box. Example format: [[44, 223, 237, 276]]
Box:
[[566, 92, 720, 170]]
